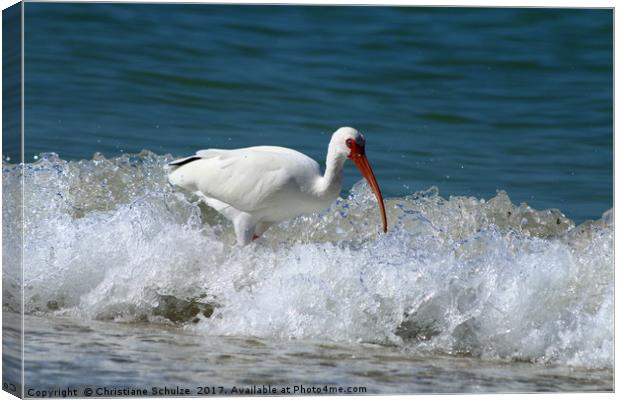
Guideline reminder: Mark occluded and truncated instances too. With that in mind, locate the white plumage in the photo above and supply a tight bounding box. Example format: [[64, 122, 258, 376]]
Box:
[[167, 127, 387, 245]]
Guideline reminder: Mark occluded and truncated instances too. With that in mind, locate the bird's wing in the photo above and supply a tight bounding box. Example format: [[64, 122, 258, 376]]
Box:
[[195, 149, 228, 159], [168, 146, 321, 213]]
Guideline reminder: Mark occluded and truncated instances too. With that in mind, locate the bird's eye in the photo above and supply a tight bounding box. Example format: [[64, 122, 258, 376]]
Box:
[[345, 139, 353, 148]]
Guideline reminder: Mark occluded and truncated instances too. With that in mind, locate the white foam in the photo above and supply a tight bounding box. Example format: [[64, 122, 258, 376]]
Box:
[[2, 151, 613, 369]]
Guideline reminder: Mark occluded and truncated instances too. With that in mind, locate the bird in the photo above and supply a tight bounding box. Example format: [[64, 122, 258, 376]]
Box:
[[166, 127, 387, 245]]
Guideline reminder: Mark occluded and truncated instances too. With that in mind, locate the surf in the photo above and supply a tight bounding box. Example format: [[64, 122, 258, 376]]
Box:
[[2, 151, 613, 370]]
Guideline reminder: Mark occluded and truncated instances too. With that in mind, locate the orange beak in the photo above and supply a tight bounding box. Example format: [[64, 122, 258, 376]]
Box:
[[349, 141, 388, 233]]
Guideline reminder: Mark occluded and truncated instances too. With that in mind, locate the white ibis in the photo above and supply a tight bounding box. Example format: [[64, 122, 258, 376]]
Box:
[[167, 127, 387, 245]]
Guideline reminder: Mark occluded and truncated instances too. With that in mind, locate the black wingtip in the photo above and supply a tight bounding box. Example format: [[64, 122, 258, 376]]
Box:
[[168, 155, 202, 167]]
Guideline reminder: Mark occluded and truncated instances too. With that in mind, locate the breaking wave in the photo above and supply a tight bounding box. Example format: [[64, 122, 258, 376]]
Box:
[[2, 151, 613, 369]]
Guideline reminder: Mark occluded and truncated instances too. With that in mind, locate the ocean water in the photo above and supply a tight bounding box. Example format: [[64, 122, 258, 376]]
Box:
[[19, 4, 612, 222], [3, 3, 614, 394]]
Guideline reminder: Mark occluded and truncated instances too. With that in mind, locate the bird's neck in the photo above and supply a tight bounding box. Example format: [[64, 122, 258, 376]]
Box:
[[315, 145, 346, 198]]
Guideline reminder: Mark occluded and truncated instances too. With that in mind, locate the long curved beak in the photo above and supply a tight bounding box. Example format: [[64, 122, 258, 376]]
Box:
[[349, 143, 388, 233]]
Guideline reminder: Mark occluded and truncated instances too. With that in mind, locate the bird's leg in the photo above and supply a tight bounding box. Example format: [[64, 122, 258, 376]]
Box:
[[233, 213, 257, 246], [252, 222, 273, 241]]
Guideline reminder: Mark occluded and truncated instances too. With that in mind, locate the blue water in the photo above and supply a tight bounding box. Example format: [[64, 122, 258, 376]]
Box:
[[20, 4, 612, 222]]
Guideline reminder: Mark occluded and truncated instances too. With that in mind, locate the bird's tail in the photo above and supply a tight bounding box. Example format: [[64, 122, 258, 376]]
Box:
[[165, 150, 225, 186], [165, 149, 225, 173], [164, 155, 203, 188]]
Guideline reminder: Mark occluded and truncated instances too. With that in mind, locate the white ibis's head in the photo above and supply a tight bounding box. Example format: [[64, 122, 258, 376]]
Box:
[[330, 127, 366, 158], [330, 126, 388, 233]]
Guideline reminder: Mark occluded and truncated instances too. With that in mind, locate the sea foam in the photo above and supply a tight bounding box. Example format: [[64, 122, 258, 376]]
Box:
[[2, 151, 613, 369]]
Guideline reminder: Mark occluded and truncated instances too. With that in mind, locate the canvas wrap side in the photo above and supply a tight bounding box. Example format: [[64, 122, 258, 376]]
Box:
[[3, 2, 24, 398]]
